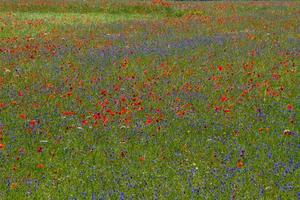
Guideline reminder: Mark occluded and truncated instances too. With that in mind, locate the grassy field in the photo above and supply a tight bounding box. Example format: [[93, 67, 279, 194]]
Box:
[[0, 1, 299, 199]]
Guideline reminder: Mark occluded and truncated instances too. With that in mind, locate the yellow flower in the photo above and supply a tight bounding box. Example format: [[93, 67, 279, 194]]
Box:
[[10, 183, 17, 189]]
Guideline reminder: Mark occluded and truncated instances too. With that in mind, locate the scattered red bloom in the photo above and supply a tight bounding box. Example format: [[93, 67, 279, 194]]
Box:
[[139, 156, 145, 162], [62, 91, 72, 98], [215, 106, 221, 112], [287, 104, 293, 111], [18, 91, 23, 97], [120, 95, 126, 103], [106, 109, 115, 116], [82, 120, 88, 126], [221, 95, 228, 102], [145, 118, 152, 125], [176, 110, 185, 117], [113, 84, 120, 92], [124, 118, 131, 125], [37, 146, 43, 153], [0, 143, 5, 149], [272, 73, 280, 80], [20, 113, 26, 120], [120, 108, 126, 115], [223, 109, 230, 113], [29, 120, 37, 128], [152, 0, 171, 7], [93, 113, 101, 120], [62, 111, 76, 116], [121, 57, 129, 68], [236, 160, 244, 168], [102, 116, 108, 126], [218, 66, 223, 71], [0, 102, 6, 108], [36, 164, 45, 169], [93, 121, 98, 127]]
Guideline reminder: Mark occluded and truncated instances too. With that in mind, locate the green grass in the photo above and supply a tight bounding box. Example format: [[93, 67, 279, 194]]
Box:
[[0, 11, 162, 38]]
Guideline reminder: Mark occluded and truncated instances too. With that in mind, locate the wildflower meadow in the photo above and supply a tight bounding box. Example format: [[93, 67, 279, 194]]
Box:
[[0, 0, 299, 199]]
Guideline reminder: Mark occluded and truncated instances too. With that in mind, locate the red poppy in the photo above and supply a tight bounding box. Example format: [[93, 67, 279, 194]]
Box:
[[152, 0, 161, 4], [18, 91, 23, 97], [105, 109, 114, 116], [29, 120, 36, 128], [62, 91, 72, 98], [236, 160, 244, 168], [139, 156, 145, 161], [0, 102, 5, 108], [37, 146, 43, 153], [287, 104, 293, 111], [218, 66, 223, 71], [176, 110, 185, 117], [136, 106, 144, 111], [145, 118, 152, 125], [82, 120, 88, 126], [100, 89, 107, 96], [221, 95, 227, 102], [121, 57, 129, 68], [223, 109, 230, 113], [93, 113, 101, 120], [36, 164, 45, 169], [120, 108, 126, 115], [62, 111, 75, 116], [120, 95, 126, 103], [93, 121, 98, 127], [0, 143, 5, 149], [102, 116, 108, 126], [214, 106, 221, 112], [124, 118, 131, 125], [20, 114, 26, 120]]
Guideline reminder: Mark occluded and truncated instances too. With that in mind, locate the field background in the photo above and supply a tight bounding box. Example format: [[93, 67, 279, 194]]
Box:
[[0, 0, 299, 199]]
